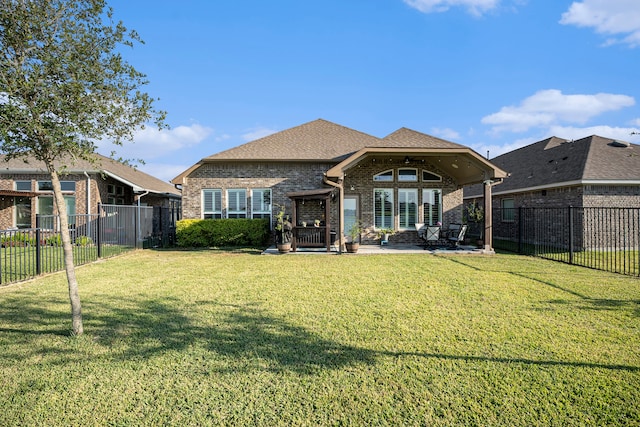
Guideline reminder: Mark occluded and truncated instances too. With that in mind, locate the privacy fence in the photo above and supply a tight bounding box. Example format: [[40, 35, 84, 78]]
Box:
[[0, 204, 178, 285], [493, 206, 640, 277]]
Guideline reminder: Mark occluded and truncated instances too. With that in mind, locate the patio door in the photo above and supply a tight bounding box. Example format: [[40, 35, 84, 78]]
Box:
[[343, 196, 358, 236]]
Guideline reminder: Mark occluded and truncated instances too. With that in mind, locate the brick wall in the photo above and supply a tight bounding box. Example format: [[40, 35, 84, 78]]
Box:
[[182, 159, 463, 245]]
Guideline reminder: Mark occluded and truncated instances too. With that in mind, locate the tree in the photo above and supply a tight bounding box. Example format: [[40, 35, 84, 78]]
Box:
[[0, 0, 166, 335]]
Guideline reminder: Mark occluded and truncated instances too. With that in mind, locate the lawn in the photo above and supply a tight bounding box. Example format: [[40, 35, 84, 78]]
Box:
[[0, 250, 638, 426]]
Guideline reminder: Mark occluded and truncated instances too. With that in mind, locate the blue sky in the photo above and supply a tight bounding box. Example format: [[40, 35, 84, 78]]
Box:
[[100, 0, 640, 182]]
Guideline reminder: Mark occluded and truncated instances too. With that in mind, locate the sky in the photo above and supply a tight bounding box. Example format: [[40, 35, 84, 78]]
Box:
[[100, 0, 640, 183]]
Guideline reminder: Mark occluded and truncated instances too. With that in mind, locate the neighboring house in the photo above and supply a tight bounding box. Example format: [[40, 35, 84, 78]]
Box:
[[0, 153, 181, 230], [464, 135, 640, 252], [172, 119, 507, 250], [464, 135, 640, 209]]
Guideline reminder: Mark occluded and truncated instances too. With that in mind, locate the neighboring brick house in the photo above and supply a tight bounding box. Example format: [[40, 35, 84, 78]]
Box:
[[465, 135, 640, 209], [172, 119, 507, 250], [0, 153, 181, 230], [464, 135, 640, 250]]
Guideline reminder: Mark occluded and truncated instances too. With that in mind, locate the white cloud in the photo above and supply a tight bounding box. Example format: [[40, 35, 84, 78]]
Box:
[[560, 0, 640, 47], [431, 127, 461, 140], [548, 124, 639, 142], [97, 123, 213, 161], [403, 0, 500, 16], [241, 126, 278, 142], [481, 89, 635, 133], [631, 118, 640, 127]]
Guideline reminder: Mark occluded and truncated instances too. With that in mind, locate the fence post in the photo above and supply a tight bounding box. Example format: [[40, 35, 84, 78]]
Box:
[[35, 215, 41, 276], [135, 204, 139, 249], [568, 206, 574, 265], [96, 203, 102, 258]]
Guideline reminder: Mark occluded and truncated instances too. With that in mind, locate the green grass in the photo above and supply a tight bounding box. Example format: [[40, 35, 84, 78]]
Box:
[[0, 250, 638, 426]]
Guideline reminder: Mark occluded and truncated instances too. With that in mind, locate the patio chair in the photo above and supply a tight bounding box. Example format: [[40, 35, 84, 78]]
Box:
[[415, 223, 425, 241], [424, 225, 441, 248], [448, 224, 467, 248]]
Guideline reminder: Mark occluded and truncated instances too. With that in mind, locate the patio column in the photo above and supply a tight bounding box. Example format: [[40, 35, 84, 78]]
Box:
[[483, 180, 493, 251]]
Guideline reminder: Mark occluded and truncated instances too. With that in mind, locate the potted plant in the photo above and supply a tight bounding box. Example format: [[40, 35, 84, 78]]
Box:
[[274, 204, 293, 253], [377, 227, 394, 244], [314, 219, 320, 227], [345, 220, 362, 253], [464, 201, 484, 247]]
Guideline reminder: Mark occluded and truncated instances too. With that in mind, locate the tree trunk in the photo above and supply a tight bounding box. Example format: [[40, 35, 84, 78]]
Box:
[[49, 169, 83, 335]]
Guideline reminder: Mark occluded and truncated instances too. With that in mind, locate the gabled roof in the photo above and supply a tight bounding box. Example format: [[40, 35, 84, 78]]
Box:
[[0, 153, 180, 197], [173, 119, 507, 186], [203, 119, 381, 161], [465, 135, 640, 198], [382, 127, 468, 149]]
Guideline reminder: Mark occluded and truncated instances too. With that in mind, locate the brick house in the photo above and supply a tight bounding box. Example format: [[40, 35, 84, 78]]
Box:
[[465, 135, 640, 209], [464, 135, 640, 250], [0, 153, 181, 230], [173, 119, 507, 251]]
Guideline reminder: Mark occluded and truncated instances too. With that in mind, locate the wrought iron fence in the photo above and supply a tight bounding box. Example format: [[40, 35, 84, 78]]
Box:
[[0, 204, 177, 285], [493, 206, 640, 276]]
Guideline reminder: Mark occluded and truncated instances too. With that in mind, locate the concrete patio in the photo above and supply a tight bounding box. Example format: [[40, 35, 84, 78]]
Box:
[[262, 243, 492, 255]]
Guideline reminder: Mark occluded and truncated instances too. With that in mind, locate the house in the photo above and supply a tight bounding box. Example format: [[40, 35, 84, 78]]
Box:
[[172, 119, 507, 251], [0, 153, 181, 230], [464, 135, 640, 209], [463, 135, 640, 253]]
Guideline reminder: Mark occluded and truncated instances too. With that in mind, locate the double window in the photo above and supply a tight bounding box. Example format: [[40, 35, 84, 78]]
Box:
[[422, 189, 442, 226], [399, 189, 418, 229], [227, 189, 247, 218]]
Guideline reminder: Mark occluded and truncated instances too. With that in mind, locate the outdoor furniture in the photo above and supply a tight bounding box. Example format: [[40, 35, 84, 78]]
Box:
[[448, 224, 467, 248], [424, 225, 441, 248], [415, 223, 425, 241]]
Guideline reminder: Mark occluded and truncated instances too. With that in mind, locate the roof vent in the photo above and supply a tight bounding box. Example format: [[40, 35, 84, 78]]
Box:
[[609, 140, 630, 148]]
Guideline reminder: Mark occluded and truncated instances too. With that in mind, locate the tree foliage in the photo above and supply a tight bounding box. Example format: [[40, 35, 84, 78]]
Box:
[[0, 0, 166, 335]]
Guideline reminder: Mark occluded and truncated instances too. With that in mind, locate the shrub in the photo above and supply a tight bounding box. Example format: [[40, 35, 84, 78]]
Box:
[[176, 219, 270, 248], [1, 232, 36, 247], [75, 235, 93, 246], [45, 234, 62, 246]]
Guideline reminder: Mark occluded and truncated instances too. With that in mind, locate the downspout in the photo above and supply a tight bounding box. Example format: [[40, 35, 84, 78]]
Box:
[[84, 172, 91, 236], [323, 174, 344, 253], [137, 191, 149, 244]]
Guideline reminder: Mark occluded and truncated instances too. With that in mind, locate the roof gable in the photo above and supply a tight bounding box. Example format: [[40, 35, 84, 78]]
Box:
[[204, 119, 381, 162], [382, 128, 468, 149]]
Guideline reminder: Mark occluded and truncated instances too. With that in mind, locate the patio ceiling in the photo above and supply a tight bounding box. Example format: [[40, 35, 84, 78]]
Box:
[[325, 147, 508, 187]]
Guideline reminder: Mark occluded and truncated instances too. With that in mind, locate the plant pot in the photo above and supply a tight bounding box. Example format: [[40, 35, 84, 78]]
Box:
[[345, 242, 359, 253], [277, 243, 291, 253]]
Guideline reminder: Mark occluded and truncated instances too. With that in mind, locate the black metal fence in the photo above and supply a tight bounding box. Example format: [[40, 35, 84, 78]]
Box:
[[0, 204, 177, 285], [493, 207, 640, 276]]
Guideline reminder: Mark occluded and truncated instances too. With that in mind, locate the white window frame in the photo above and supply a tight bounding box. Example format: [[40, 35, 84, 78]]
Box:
[[202, 189, 222, 219], [422, 189, 442, 226], [398, 168, 418, 182], [398, 189, 418, 229], [251, 189, 271, 220], [373, 170, 394, 182], [501, 198, 515, 222], [374, 188, 394, 230], [227, 189, 247, 218], [422, 170, 442, 182]]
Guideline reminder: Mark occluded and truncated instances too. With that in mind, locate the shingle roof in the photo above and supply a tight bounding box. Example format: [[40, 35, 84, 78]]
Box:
[[465, 135, 640, 197], [382, 127, 468, 149], [0, 153, 180, 197], [204, 119, 382, 161]]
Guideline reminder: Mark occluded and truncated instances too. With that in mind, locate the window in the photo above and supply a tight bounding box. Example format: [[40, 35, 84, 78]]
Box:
[[251, 189, 271, 220], [202, 189, 222, 219], [398, 169, 418, 182], [37, 195, 76, 228], [399, 189, 418, 229], [374, 189, 394, 229], [15, 181, 31, 192], [227, 189, 247, 218], [373, 170, 394, 182], [14, 196, 31, 229], [37, 181, 75, 192], [422, 189, 442, 226], [501, 198, 515, 222], [422, 170, 442, 182]]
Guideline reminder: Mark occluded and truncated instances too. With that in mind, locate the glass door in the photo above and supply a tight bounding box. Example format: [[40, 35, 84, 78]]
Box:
[[343, 196, 358, 236]]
